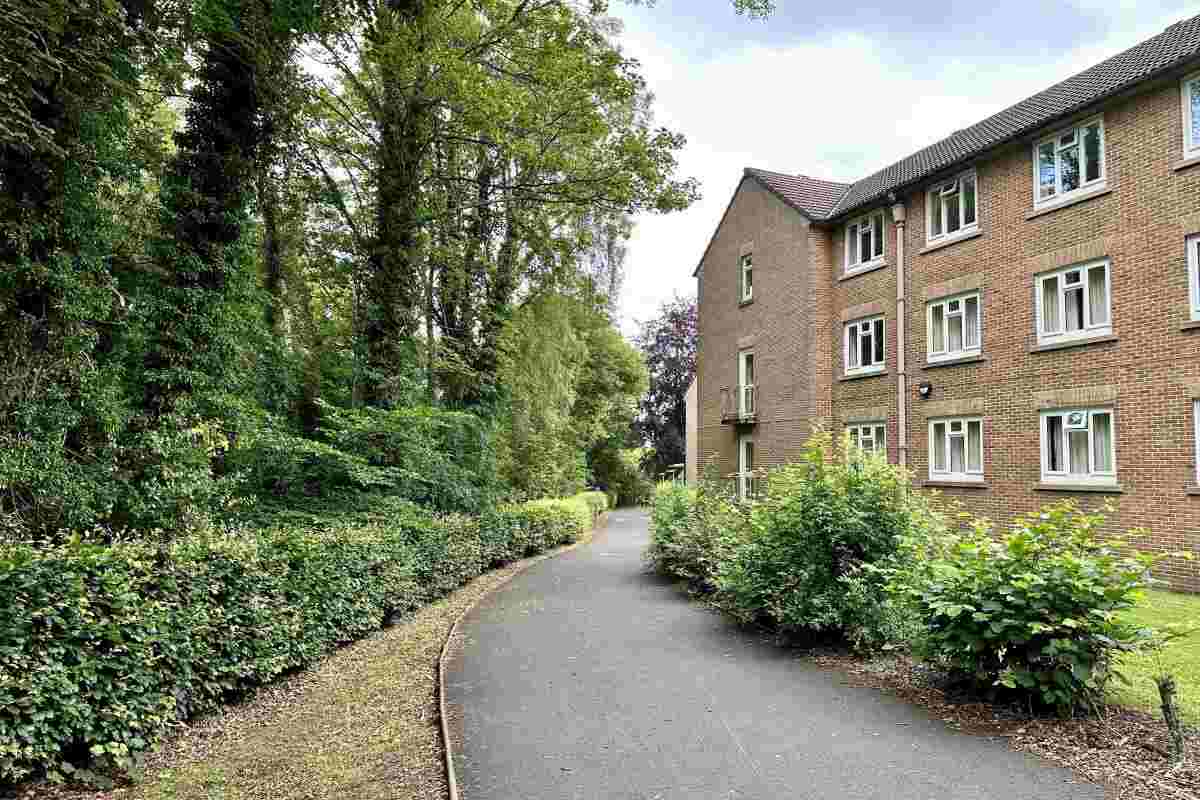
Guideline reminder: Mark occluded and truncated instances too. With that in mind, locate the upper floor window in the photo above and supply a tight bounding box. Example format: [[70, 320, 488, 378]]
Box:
[[845, 211, 885, 274], [848, 422, 886, 457], [1034, 117, 1105, 208], [737, 350, 755, 416], [1040, 408, 1116, 486], [1188, 233, 1200, 322], [739, 253, 753, 303], [926, 170, 977, 243], [927, 292, 981, 362], [844, 315, 885, 376], [929, 417, 984, 482], [1184, 72, 1200, 159], [1035, 260, 1110, 345]]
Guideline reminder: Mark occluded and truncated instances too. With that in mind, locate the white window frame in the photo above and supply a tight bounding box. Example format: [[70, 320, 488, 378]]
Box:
[[1034, 259, 1112, 346], [737, 350, 755, 416], [1039, 408, 1117, 486], [737, 433, 755, 500], [1188, 233, 1200, 322], [843, 315, 885, 376], [926, 291, 982, 362], [1194, 399, 1200, 486], [739, 253, 753, 303], [847, 422, 886, 458], [1184, 71, 1200, 160], [928, 417, 984, 483], [844, 210, 886, 275], [1032, 115, 1106, 209], [926, 169, 978, 244]]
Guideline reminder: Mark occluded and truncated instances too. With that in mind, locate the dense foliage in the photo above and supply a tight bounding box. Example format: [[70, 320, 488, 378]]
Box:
[[0, 491, 606, 784], [884, 501, 1176, 714], [634, 296, 697, 476], [647, 438, 1183, 711]]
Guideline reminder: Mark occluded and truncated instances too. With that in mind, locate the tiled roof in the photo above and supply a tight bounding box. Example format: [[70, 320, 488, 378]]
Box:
[[743, 168, 851, 220], [760, 14, 1200, 222]]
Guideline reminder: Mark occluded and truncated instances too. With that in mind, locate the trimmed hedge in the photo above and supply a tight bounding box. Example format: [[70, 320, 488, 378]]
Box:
[[0, 492, 607, 784]]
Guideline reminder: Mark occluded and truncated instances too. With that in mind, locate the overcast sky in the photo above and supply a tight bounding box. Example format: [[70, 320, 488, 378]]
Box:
[[610, 0, 1200, 335]]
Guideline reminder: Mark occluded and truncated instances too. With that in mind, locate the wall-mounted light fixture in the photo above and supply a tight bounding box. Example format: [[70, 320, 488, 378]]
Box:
[[918, 381, 933, 399]]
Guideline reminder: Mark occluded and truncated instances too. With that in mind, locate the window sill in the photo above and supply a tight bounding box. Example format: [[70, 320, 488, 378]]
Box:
[[1174, 154, 1200, 172], [1187, 485, 1200, 496], [918, 229, 982, 255], [738, 298, 754, 308], [922, 354, 986, 370], [1025, 185, 1112, 220], [922, 479, 988, 490], [1181, 319, 1200, 332], [1034, 482, 1123, 494], [840, 369, 888, 382], [839, 261, 888, 282], [1029, 334, 1118, 353]]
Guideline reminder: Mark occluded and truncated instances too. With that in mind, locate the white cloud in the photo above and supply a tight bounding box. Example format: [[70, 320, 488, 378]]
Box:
[[613, 6, 1191, 335]]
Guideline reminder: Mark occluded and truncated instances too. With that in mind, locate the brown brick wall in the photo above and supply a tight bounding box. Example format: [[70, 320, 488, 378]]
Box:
[[695, 75, 1200, 589]]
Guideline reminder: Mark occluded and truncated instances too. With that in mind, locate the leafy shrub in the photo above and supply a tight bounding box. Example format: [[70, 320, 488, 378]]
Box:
[[0, 492, 604, 784], [591, 447, 654, 507], [715, 433, 922, 646], [885, 500, 1177, 713], [647, 474, 749, 592]]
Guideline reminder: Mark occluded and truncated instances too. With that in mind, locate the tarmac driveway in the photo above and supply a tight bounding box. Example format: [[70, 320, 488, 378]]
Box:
[[445, 508, 1100, 799]]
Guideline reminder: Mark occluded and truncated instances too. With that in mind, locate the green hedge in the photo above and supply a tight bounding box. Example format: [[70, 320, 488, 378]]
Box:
[[0, 492, 607, 784]]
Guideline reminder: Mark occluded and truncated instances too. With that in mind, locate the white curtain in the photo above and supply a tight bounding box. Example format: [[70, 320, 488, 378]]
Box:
[[968, 421, 982, 472], [1088, 268, 1108, 325], [931, 305, 945, 352], [932, 424, 946, 471], [964, 297, 979, 348], [948, 314, 963, 352], [1065, 286, 1083, 331], [950, 436, 965, 473], [1042, 277, 1059, 333], [1092, 413, 1113, 472], [1069, 429, 1089, 474]]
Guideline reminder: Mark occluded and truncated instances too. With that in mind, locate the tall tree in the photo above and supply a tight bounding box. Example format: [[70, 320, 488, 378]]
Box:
[[634, 294, 696, 475]]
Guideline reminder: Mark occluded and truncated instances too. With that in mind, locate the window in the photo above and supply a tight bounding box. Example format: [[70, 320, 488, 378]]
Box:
[[1035, 260, 1111, 345], [739, 253, 753, 303], [1195, 400, 1200, 486], [737, 433, 755, 500], [848, 422, 886, 457], [845, 211, 886, 273], [1040, 409, 1116, 485], [844, 315, 885, 375], [1184, 72, 1200, 159], [1189, 234, 1200, 322], [927, 170, 978, 242], [737, 350, 755, 416], [927, 292, 981, 361], [1034, 117, 1105, 207], [929, 418, 984, 482]]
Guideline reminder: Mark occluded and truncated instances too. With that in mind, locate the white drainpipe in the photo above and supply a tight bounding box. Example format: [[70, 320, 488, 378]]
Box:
[[891, 199, 908, 469]]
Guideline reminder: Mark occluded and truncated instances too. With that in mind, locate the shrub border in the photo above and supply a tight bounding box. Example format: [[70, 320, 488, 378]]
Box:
[[437, 508, 608, 800]]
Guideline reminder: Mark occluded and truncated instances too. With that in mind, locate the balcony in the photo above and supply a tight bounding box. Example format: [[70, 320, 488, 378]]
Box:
[[720, 384, 757, 425]]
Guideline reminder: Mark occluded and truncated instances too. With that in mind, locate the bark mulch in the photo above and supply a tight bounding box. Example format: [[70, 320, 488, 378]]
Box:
[[808, 650, 1200, 800]]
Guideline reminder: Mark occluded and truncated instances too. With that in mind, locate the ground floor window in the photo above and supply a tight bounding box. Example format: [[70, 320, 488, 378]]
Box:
[[737, 433, 755, 499], [1040, 408, 1116, 485], [929, 417, 983, 481], [847, 422, 886, 458]]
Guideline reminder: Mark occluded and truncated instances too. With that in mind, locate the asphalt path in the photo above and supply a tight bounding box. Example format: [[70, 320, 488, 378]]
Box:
[[446, 508, 1100, 799]]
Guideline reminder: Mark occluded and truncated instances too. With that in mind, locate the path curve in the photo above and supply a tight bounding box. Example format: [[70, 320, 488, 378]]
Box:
[[445, 509, 1099, 799]]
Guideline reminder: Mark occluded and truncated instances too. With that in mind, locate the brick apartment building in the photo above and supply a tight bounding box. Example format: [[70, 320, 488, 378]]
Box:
[[693, 15, 1200, 588]]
